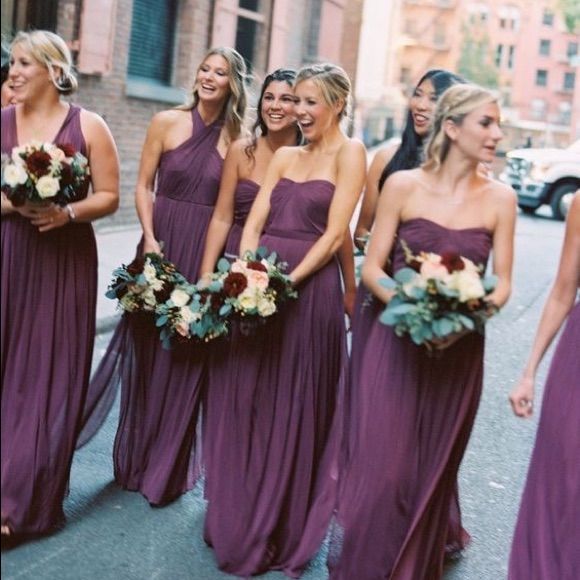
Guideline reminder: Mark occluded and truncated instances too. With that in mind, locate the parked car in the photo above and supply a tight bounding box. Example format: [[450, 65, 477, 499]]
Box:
[[499, 140, 580, 220]]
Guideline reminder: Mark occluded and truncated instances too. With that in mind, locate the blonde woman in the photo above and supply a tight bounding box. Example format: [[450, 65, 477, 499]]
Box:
[[330, 84, 516, 579], [1, 30, 119, 537], [205, 63, 366, 576], [83, 47, 248, 507]]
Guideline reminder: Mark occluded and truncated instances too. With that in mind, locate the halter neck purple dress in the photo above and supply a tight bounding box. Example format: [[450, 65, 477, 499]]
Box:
[[509, 300, 580, 580], [330, 218, 492, 580], [81, 108, 223, 506], [204, 178, 348, 577], [1, 105, 97, 534], [203, 178, 260, 501]]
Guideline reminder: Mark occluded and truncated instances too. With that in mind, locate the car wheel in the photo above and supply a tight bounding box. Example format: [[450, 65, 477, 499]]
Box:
[[518, 205, 536, 215], [550, 183, 578, 221]]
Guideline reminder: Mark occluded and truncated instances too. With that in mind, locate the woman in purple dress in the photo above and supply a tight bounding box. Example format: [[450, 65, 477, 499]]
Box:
[[198, 68, 301, 499], [508, 192, 579, 580], [82, 47, 248, 507], [1, 30, 119, 537], [329, 84, 516, 579], [205, 63, 366, 577]]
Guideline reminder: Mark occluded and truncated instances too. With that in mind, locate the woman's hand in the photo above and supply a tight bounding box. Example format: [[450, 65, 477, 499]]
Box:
[[27, 203, 71, 232], [425, 328, 470, 353], [509, 376, 535, 418], [142, 235, 163, 256]]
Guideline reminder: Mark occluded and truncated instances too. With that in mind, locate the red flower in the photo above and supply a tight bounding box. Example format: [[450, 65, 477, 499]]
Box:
[[154, 281, 174, 303], [25, 150, 52, 178], [210, 292, 225, 312], [246, 260, 268, 273], [126, 256, 146, 276], [268, 276, 287, 295], [440, 252, 465, 273], [55, 143, 76, 158], [223, 272, 248, 297], [60, 162, 74, 187], [408, 258, 422, 272]]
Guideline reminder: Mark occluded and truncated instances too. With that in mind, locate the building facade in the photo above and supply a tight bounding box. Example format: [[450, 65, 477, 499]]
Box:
[[2, 0, 358, 226]]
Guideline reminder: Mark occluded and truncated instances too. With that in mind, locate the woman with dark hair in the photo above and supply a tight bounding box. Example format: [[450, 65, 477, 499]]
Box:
[[330, 84, 515, 579], [82, 47, 248, 507], [199, 68, 301, 503], [1, 30, 119, 537], [1, 62, 16, 107]]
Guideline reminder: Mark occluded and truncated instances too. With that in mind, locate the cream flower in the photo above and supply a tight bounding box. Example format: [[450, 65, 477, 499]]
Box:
[[246, 269, 269, 292], [449, 271, 485, 302], [35, 175, 60, 198], [257, 297, 276, 317], [48, 146, 66, 162], [237, 288, 258, 311], [143, 262, 157, 283], [231, 259, 248, 274], [142, 289, 157, 310], [170, 288, 190, 307], [180, 305, 200, 324], [420, 259, 449, 281], [175, 320, 190, 337], [11, 146, 27, 165], [3, 163, 29, 187]]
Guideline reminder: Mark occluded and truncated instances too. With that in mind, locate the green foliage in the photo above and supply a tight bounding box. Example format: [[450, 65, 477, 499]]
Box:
[[457, 24, 499, 88], [559, 0, 580, 33]]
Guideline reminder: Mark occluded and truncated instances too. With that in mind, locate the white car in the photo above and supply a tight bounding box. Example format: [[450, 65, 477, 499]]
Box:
[[499, 140, 580, 220]]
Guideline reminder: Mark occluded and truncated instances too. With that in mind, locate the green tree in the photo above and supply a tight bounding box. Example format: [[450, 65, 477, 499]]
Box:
[[457, 25, 499, 88], [558, 0, 580, 33]]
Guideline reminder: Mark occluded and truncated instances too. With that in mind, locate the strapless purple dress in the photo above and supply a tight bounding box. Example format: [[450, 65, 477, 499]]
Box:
[[509, 301, 580, 580], [81, 108, 223, 506], [203, 178, 259, 502], [1, 105, 98, 534], [204, 178, 348, 577], [330, 218, 492, 580]]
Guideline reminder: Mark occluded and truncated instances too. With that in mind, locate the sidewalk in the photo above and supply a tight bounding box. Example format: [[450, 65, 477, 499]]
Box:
[[95, 226, 142, 334]]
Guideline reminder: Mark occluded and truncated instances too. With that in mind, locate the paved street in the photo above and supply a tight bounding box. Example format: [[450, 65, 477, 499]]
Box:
[[1, 210, 567, 580]]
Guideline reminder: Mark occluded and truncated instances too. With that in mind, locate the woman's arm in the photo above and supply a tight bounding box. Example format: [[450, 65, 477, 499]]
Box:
[[239, 148, 288, 256], [134, 112, 170, 254], [485, 186, 518, 309], [289, 140, 366, 285], [354, 145, 397, 250], [510, 192, 580, 417], [32, 111, 120, 232], [337, 235, 357, 318], [360, 172, 410, 303], [199, 142, 243, 280]]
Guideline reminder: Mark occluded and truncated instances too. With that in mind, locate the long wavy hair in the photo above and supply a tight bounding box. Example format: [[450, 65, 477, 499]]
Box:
[[378, 69, 465, 190], [180, 47, 248, 143], [244, 68, 302, 161], [11, 30, 77, 94], [423, 84, 499, 172]]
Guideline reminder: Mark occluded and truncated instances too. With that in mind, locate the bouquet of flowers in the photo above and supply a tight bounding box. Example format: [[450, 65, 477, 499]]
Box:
[[1, 141, 90, 206], [379, 241, 498, 346], [106, 253, 184, 315], [205, 247, 297, 334], [155, 285, 229, 349]]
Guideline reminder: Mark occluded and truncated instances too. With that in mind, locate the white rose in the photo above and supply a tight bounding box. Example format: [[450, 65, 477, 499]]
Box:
[[142, 289, 157, 309], [451, 271, 485, 302], [237, 288, 258, 311], [180, 305, 200, 324], [3, 163, 29, 187], [48, 146, 66, 162], [35, 175, 60, 199], [143, 262, 157, 283], [257, 297, 276, 317], [150, 278, 164, 292], [231, 259, 248, 274], [246, 269, 269, 292], [120, 294, 137, 312], [11, 146, 27, 165], [170, 288, 190, 307]]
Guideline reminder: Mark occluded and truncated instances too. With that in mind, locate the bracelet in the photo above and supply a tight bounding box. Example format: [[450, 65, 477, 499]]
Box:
[[65, 204, 76, 222]]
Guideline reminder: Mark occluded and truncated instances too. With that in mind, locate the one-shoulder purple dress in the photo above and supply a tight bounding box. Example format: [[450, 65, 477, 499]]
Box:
[[330, 218, 492, 580], [509, 300, 580, 580], [82, 108, 223, 506], [203, 178, 260, 501], [205, 178, 347, 577], [1, 105, 98, 534]]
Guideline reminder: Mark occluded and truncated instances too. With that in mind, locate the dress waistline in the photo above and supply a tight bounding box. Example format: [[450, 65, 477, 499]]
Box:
[[263, 228, 320, 242]]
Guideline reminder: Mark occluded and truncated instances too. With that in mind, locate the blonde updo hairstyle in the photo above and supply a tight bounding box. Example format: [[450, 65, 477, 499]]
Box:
[[181, 46, 248, 144], [11, 30, 77, 94], [295, 63, 352, 124], [423, 84, 499, 171]]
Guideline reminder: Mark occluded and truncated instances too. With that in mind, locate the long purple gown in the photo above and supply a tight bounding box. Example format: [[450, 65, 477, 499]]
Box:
[[1, 105, 97, 534], [205, 178, 347, 577], [509, 300, 580, 580], [203, 178, 259, 502], [330, 217, 492, 580], [81, 108, 223, 506]]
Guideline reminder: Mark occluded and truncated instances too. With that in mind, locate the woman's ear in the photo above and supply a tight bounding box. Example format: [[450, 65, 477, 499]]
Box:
[[334, 98, 345, 118], [443, 118, 458, 142]]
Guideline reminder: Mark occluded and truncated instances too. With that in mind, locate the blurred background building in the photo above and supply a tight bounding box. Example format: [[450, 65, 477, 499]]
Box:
[[1, 0, 363, 225]]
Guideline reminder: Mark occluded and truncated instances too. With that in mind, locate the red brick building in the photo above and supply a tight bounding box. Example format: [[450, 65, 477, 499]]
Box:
[[2, 0, 359, 226]]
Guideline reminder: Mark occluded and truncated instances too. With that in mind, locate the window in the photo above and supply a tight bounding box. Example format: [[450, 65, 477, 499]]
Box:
[[498, 5, 520, 31], [559, 101, 571, 124], [495, 44, 504, 67], [539, 39, 551, 56], [536, 69, 548, 87], [567, 42, 578, 59], [542, 9, 554, 26], [127, 0, 178, 84], [507, 45, 515, 69], [563, 72, 575, 91], [233, 1, 264, 72], [531, 99, 546, 120]]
